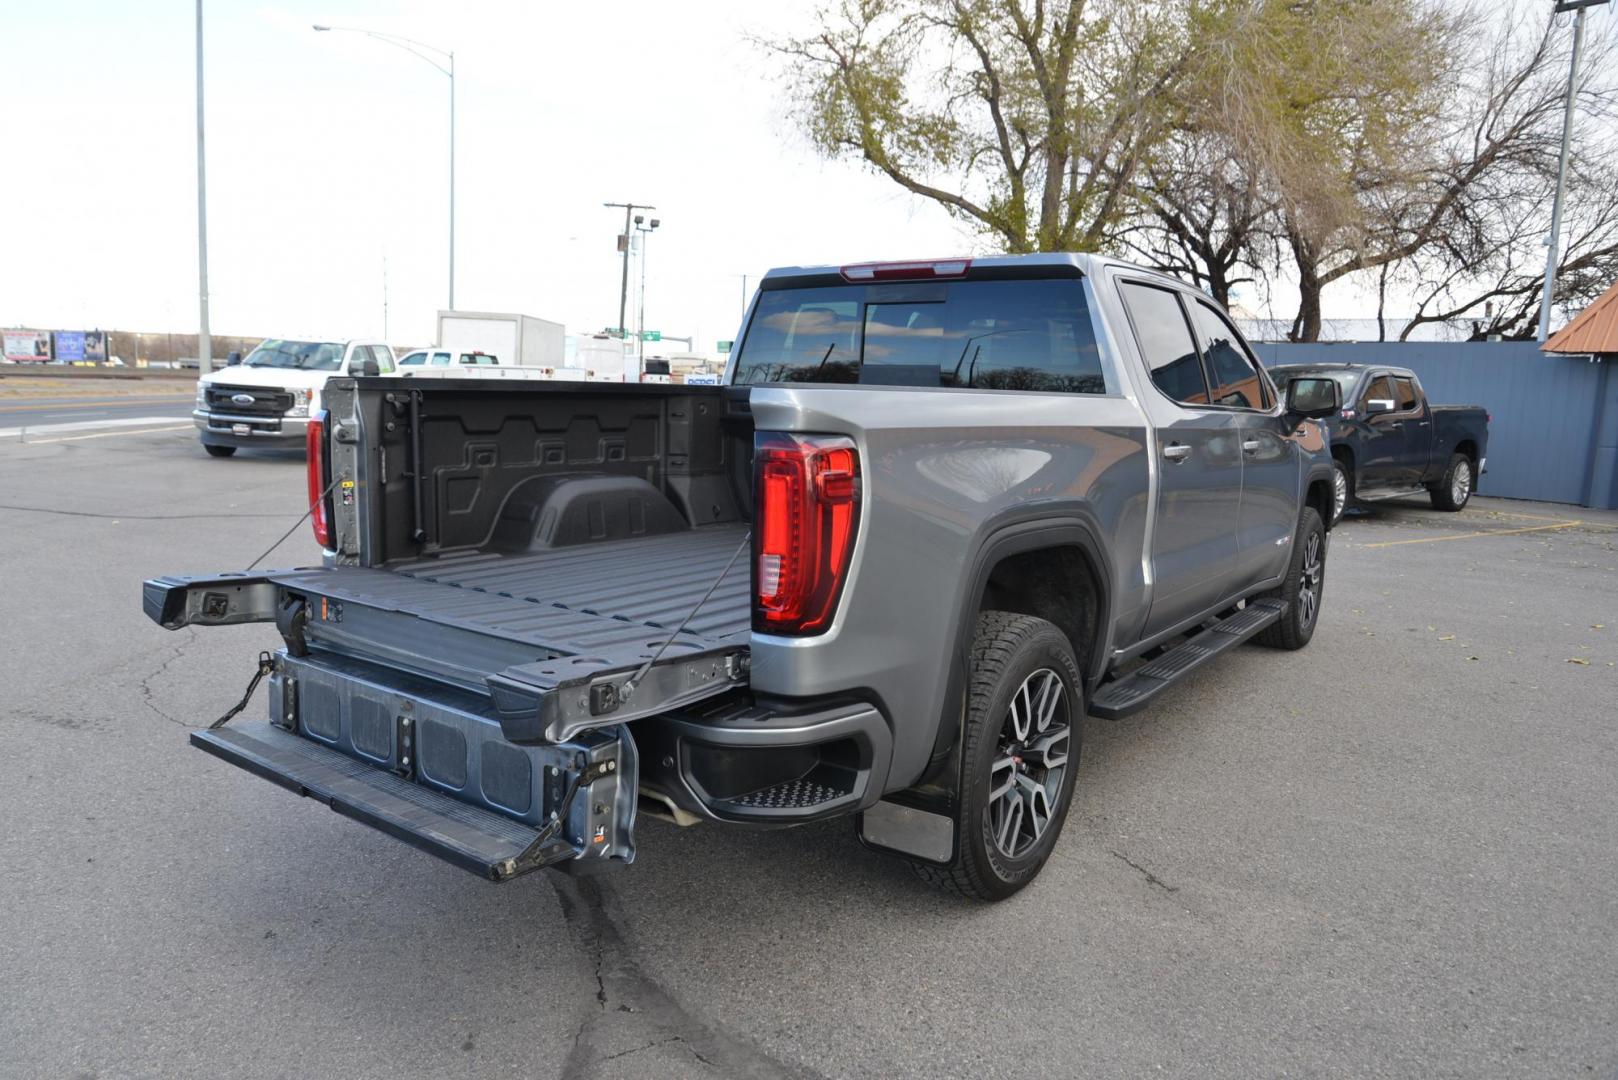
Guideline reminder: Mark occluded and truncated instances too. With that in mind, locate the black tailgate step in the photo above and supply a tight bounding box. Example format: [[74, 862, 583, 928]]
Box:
[[192, 720, 571, 882], [1090, 599, 1286, 720]]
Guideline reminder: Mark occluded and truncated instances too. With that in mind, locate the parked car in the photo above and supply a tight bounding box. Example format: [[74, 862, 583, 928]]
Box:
[[397, 347, 501, 369], [193, 339, 395, 457], [145, 254, 1340, 901], [1267, 362, 1490, 523]]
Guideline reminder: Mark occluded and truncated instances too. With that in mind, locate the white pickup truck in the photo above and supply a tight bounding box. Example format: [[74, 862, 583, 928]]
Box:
[[194, 339, 395, 458]]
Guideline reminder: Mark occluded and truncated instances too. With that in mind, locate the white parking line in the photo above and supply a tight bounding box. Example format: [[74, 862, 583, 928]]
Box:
[[22, 425, 192, 444], [0, 416, 190, 440]]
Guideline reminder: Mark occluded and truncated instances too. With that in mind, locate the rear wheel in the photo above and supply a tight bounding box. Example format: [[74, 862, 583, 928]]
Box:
[[203, 444, 237, 458], [910, 612, 1082, 901], [1254, 507, 1325, 650], [1429, 453, 1472, 511]]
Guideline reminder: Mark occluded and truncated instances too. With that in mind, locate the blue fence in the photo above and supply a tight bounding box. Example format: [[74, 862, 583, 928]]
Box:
[[1252, 341, 1618, 510]]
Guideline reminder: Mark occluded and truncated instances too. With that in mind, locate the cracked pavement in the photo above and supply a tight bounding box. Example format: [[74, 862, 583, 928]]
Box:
[[3, 428, 1616, 1079]]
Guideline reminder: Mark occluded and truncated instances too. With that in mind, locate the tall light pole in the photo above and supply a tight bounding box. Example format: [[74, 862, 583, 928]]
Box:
[[604, 201, 654, 338], [196, 0, 211, 374], [1538, 0, 1609, 341], [314, 24, 455, 311], [635, 216, 660, 366]]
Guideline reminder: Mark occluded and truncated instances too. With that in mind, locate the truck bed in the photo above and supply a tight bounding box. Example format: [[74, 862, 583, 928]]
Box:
[[272, 523, 750, 681]]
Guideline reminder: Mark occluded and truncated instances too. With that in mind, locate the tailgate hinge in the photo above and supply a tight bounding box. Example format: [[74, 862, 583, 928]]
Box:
[[495, 757, 618, 881]]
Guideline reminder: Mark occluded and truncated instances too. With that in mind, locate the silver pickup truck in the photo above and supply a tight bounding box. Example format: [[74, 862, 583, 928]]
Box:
[[144, 254, 1341, 900]]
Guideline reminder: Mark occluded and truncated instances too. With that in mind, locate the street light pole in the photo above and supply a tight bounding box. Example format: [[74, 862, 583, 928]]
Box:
[[196, 0, 211, 374], [1538, 0, 1609, 341], [604, 201, 654, 338], [635, 217, 660, 368], [313, 25, 455, 311]]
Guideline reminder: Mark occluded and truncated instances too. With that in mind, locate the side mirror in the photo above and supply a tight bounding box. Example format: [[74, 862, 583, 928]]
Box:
[[1364, 398, 1395, 414], [1285, 377, 1340, 420], [226, 351, 242, 366], [353, 358, 381, 377]]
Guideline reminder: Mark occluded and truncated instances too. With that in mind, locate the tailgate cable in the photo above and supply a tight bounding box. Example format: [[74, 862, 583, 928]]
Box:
[[620, 530, 751, 704], [243, 476, 339, 572], [209, 651, 275, 729]]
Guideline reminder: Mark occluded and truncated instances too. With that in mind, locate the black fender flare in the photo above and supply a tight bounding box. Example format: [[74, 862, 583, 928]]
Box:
[[924, 505, 1115, 783]]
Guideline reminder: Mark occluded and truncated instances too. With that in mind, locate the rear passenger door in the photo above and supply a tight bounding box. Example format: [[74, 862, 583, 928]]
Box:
[[1117, 280, 1244, 639], [1184, 299, 1298, 588], [1388, 375, 1430, 485]]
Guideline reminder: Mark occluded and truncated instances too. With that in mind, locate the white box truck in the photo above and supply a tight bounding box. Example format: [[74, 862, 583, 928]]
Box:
[[436, 311, 565, 369]]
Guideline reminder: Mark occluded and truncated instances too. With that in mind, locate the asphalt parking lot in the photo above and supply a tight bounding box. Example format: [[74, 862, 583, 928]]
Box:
[[2, 427, 1615, 1080]]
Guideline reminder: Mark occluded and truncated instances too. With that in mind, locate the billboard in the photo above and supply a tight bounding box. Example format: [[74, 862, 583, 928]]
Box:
[[52, 330, 107, 363], [3, 330, 51, 362]]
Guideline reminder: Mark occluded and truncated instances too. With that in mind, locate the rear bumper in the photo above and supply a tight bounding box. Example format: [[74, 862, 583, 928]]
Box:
[[195, 409, 307, 447], [639, 696, 893, 826]]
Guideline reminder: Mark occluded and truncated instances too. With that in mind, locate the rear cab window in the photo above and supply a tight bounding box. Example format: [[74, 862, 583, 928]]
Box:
[[731, 279, 1106, 394]]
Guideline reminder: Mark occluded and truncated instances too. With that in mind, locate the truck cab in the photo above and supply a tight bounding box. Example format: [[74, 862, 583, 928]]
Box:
[[195, 339, 395, 457]]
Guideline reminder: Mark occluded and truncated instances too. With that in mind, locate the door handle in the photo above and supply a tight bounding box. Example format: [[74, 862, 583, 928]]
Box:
[[1162, 443, 1192, 463], [1242, 439, 1262, 454]]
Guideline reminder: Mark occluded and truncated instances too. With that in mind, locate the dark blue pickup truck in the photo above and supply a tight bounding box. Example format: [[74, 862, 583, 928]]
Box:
[[1267, 362, 1489, 524]]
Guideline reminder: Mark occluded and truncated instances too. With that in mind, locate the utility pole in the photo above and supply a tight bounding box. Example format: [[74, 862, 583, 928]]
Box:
[[382, 255, 389, 340], [736, 273, 748, 319], [1538, 0, 1609, 341], [604, 201, 654, 338], [195, 0, 212, 374]]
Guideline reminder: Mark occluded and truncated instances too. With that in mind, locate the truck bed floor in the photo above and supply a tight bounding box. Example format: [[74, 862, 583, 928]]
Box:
[[269, 524, 752, 670], [392, 524, 752, 642]]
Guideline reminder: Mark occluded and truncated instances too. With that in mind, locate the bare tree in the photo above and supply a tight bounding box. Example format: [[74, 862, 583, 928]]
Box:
[[1114, 131, 1279, 308], [759, 0, 1200, 253]]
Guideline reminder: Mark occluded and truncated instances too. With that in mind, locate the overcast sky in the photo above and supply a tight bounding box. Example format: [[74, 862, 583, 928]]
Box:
[[5, 0, 1393, 353]]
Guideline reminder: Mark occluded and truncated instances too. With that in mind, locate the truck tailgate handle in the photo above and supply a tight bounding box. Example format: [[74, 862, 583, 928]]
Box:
[[1162, 443, 1192, 463]]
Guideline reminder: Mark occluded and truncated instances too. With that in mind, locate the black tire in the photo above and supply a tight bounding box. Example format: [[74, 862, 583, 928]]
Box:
[[1331, 459, 1352, 526], [910, 611, 1083, 901], [1428, 452, 1473, 512], [203, 444, 237, 458], [1254, 507, 1325, 650]]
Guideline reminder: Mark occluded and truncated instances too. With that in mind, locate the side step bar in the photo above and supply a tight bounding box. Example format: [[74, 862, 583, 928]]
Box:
[[1089, 599, 1285, 720], [193, 720, 577, 882]]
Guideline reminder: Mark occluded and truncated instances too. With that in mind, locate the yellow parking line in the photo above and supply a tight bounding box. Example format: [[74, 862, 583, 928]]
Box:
[[22, 425, 192, 444], [1363, 520, 1581, 548]]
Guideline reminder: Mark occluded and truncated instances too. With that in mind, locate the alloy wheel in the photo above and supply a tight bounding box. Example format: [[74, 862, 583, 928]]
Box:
[[1452, 460, 1472, 505], [1298, 531, 1323, 628], [1333, 467, 1348, 522], [987, 668, 1071, 860]]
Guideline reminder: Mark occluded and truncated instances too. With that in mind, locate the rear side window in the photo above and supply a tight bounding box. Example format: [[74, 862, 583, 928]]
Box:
[[1393, 376, 1419, 411], [1119, 283, 1208, 406], [732, 279, 1105, 393], [431, 352, 451, 367], [1188, 300, 1268, 409]]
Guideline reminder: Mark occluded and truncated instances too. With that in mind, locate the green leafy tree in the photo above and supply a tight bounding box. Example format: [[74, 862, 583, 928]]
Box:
[[762, 0, 1200, 254]]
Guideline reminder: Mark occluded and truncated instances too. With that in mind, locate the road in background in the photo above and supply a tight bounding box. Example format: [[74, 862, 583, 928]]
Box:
[[1, 428, 1615, 1080], [0, 395, 194, 431]]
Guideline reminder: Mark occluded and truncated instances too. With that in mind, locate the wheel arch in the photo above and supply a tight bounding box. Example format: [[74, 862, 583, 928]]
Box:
[[923, 513, 1114, 784]]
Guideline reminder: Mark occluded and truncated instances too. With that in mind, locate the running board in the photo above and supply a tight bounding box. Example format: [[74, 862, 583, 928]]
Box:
[[1089, 599, 1285, 720]]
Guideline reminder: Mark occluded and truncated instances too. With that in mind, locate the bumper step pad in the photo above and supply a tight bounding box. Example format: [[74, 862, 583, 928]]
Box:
[[1089, 599, 1285, 720], [192, 720, 572, 881]]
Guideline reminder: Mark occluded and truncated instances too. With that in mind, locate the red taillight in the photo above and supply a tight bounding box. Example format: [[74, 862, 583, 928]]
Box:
[[307, 410, 332, 549], [839, 258, 971, 282], [753, 433, 861, 635]]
